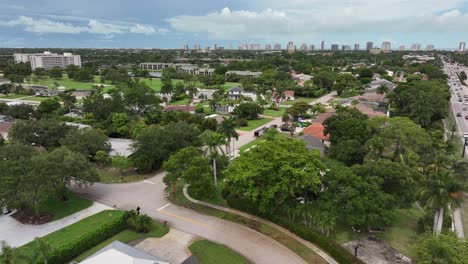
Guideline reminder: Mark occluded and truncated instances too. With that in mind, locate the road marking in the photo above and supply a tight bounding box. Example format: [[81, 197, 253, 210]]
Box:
[[157, 203, 171, 211], [158, 208, 212, 229], [143, 180, 155, 185]]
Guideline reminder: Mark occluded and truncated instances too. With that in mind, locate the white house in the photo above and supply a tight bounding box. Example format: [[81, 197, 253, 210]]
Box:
[[227, 86, 258, 101]]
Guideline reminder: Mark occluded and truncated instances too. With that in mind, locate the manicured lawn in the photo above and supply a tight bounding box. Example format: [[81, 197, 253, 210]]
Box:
[[97, 167, 151, 184], [281, 97, 315, 105], [40, 191, 93, 221], [30, 75, 113, 90], [73, 222, 169, 262], [0, 94, 27, 99], [239, 138, 264, 153], [21, 96, 53, 102], [15, 210, 124, 262], [139, 78, 240, 92], [238, 118, 273, 131], [189, 240, 250, 264], [263, 108, 286, 117], [169, 97, 190, 105]]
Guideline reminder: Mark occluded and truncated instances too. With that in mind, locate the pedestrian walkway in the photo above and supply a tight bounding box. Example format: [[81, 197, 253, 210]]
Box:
[[182, 185, 338, 264], [0, 202, 110, 248]]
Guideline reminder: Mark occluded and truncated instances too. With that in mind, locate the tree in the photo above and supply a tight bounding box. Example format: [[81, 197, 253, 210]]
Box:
[[37, 98, 61, 115], [234, 102, 263, 120], [9, 119, 72, 149], [218, 116, 239, 158], [0, 241, 16, 264], [65, 64, 79, 79], [48, 67, 63, 79], [32, 238, 52, 264], [60, 128, 110, 159], [5, 104, 35, 119], [201, 131, 226, 186], [333, 74, 360, 96], [225, 137, 325, 213], [313, 71, 336, 91], [414, 232, 468, 263], [112, 154, 132, 174], [123, 82, 161, 117], [132, 122, 202, 172], [161, 70, 173, 95], [112, 112, 130, 137], [376, 84, 389, 101], [163, 147, 215, 198], [58, 91, 77, 112]]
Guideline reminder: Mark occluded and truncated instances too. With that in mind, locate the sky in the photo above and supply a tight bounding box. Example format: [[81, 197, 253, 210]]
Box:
[[1, 0, 468, 49]]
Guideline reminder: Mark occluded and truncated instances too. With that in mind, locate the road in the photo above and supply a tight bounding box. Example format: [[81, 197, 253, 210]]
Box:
[[441, 57, 466, 238], [71, 173, 308, 264]]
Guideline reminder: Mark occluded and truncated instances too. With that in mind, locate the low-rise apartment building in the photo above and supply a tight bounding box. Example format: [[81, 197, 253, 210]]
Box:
[[14, 51, 81, 70]]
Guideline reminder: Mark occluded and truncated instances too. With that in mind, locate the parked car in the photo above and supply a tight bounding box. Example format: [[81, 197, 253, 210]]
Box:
[[465, 116, 468, 120], [457, 113, 462, 117]]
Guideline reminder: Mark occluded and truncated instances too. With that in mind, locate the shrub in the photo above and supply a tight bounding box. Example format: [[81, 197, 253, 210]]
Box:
[[237, 118, 248, 127], [126, 211, 152, 233], [46, 212, 127, 264]]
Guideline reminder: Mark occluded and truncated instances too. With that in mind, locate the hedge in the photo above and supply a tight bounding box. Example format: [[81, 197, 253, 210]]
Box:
[[46, 212, 128, 264], [226, 196, 364, 264]]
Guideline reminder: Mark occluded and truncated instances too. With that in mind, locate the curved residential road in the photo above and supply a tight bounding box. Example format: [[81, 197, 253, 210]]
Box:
[[71, 172, 308, 264]]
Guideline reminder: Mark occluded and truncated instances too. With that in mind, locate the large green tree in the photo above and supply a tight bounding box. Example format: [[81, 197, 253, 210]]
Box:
[[60, 128, 111, 159]]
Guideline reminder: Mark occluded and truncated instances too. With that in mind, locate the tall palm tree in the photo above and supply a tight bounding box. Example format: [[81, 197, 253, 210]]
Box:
[[201, 131, 226, 187], [32, 238, 52, 264], [376, 84, 389, 101], [218, 117, 239, 158]]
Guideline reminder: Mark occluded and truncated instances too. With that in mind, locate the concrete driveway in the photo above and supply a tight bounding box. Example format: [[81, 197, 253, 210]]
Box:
[[71, 173, 307, 264]]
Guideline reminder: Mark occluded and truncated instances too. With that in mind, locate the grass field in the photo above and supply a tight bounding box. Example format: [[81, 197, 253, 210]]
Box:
[[169, 97, 190, 105], [73, 222, 169, 262], [30, 75, 110, 90], [140, 78, 240, 92], [263, 108, 286, 117], [21, 96, 53, 102], [15, 210, 124, 262], [40, 191, 93, 221], [238, 118, 273, 131], [189, 240, 251, 264], [0, 94, 27, 99], [281, 97, 315, 105]]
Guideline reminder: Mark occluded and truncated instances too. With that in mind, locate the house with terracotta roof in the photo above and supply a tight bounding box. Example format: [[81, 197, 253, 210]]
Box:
[[0, 122, 13, 139], [303, 122, 330, 142]]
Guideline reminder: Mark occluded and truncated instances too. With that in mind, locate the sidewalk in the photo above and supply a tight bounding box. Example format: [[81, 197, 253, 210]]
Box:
[[0, 202, 110, 248], [182, 185, 338, 264]]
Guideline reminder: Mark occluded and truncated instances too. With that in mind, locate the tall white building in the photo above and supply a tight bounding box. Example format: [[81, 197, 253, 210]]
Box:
[[300, 43, 308, 51], [459, 42, 466, 52], [426, 44, 435, 51], [14, 51, 81, 70], [287, 41, 296, 53], [382, 42, 391, 52], [411, 43, 421, 51], [399, 45, 406, 51], [265, 44, 272, 50]]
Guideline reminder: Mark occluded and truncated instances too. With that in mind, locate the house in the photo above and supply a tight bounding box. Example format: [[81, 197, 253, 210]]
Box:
[[164, 105, 196, 114], [225, 71, 262, 78], [227, 86, 258, 100], [303, 123, 330, 141], [36, 89, 60, 97], [197, 89, 216, 100], [0, 122, 13, 139], [297, 134, 327, 153], [65, 122, 92, 129], [149, 72, 162, 78], [0, 78, 10, 86], [80, 241, 169, 264], [216, 105, 235, 115], [71, 90, 93, 100], [291, 71, 312, 86], [273, 90, 295, 102], [352, 103, 387, 118], [365, 79, 397, 94]]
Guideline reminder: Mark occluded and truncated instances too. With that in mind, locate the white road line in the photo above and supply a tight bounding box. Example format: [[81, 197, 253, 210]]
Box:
[[157, 203, 171, 211], [143, 180, 155, 185]]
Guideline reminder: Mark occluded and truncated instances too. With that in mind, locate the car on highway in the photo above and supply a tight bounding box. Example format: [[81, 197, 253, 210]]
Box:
[[457, 113, 462, 117], [459, 98, 463, 102], [464, 107, 468, 111], [465, 116, 468, 120]]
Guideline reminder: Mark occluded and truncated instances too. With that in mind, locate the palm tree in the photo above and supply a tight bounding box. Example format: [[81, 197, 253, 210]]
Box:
[[218, 117, 239, 158], [1, 241, 16, 264], [201, 131, 226, 186], [32, 238, 52, 264], [186, 85, 198, 104], [376, 84, 389, 101]]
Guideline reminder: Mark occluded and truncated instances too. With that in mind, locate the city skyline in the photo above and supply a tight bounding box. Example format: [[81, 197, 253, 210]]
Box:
[[1, 0, 468, 48]]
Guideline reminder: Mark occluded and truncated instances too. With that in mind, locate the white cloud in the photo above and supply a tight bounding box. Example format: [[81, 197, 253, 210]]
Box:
[[0, 16, 167, 35], [167, 0, 468, 40]]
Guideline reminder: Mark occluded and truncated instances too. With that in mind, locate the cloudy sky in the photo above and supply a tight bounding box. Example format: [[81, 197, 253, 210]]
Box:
[[1, 0, 468, 49]]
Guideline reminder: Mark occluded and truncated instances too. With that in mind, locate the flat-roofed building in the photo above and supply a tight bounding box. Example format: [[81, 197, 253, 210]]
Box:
[[366, 42, 373, 50], [14, 51, 81, 70]]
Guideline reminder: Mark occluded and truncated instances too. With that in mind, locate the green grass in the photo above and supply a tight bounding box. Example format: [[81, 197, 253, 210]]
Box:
[[0, 94, 28, 99], [21, 96, 53, 102], [169, 97, 190, 105], [97, 167, 151, 184], [263, 108, 286, 117], [40, 191, 93, 221], [15, 210, 124, 262], [281, 97, 315, 105], [189, 240, 251, 264], [73, 222, 169, 262], [139, 78, 240, 92], [239, 138, 264, 153], [238, 118, 273, 131], [30, 75, 111, 90]]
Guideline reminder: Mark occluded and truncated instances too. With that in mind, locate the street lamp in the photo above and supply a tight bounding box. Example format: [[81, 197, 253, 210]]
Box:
[[462, 133, 468, 158]]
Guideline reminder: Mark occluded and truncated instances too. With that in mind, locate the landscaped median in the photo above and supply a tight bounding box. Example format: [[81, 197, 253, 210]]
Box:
[[238, 118, 273, 131], [13, 210, 168, 264]]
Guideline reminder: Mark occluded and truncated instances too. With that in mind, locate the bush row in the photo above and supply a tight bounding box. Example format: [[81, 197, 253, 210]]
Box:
[[226, 197, 364, 264], [46, 212, 128, 264]]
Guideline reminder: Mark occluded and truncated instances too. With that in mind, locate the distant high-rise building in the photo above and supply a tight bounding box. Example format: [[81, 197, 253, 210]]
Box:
[[300, 43, 308, 51], [366, 42, 373, 50], [411, 43, 421, 51], [193, 44, 201, 50], [382, 41, 391, 52], [331, 44, 339, 51], [287, 41, 296, 53], [309, 44, 315, 51], [182, 44, 189, 50], [214, 44, 218, 50], [426, 44, 435, 51], [342, 45, 351, 51], [459, 42, 466, 52], [354, 44, 360, 51], [399, 45, 405, 51], [265, 44, 272, 50], [273, 43, 281, 50], [321, 41, 325, 50]]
